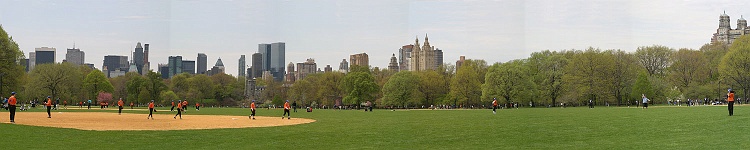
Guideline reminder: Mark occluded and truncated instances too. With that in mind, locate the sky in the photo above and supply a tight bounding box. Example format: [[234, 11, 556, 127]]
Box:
[[0, 0, 748, 77]]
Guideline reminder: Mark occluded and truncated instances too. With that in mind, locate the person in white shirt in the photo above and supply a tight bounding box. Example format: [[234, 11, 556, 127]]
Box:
[[642, 94, 650, 109]]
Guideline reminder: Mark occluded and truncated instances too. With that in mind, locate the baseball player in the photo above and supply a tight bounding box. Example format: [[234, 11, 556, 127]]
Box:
[[283, 100, 291, 119], [147, 100, 156, 119], [45, 96, 52, 118], [117, 98, 124, 115], [249, 100, 256, 120], [174, 100, 183, 119]]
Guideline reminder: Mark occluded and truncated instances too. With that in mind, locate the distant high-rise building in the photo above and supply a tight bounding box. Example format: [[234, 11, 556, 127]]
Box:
[[144, 43, 150, 69], [339, 59, 349, 73], [296, 58, 317, 81], [324, 65, 332, 73], [168, 56, 183, 78], [159, 64, 169, 79], [133, 42, 145, 74], [84, 63, 95, 69], [238, 55, 246, 78], [103, 55, 128, 78], [22, 59, 29, 72], [399, 45, 413, 71], [258, 42, 285, 81], [29, 52, 36, 71], [251, 53, 262, 79], [65, 47, 85, 66], [286, 62, 296, 82], [388, 54, 399, 71], [456, 56, 466, 71], [35, 47, 56, 65], [410, 34, 440, 71], [435, 49, 443, 69], [182, 60, 195, 74], [208, 58, 225, 76], [349, 53, 369, 68], [197, 53, 207, 74]]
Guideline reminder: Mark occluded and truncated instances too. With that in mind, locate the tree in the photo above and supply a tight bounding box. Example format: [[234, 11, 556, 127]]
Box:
[[126, 75, 145, 103], [449, 59, 487, 107], [317, 72, 345, 106], [528, 50, 568, 106], [631, 72, 654, 101], [563, 48, 614, 105], [0, 25, 26, 96], [381, 71, 422, 108], [211, 73, 238, 102], [482, 60, 534, 106], [340, 71, 379, 109], [635, 45, 673, 76], [170, 73, 191, 99], [24, 63, 81, 101], [83, 69, 114, 100], [96, 92, 113, 104], [719, 35, 750, 99], [669, 48, 708, 90], [142, 71, 167, 103], [188, 74, 214, 100], [160, 90, 178, 104], [607, 50, 640, 106], [700, 42, 730, 80], [416, 70, 449, 106]]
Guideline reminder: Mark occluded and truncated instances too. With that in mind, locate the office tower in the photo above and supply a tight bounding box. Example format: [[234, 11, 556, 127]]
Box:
[[251, 53, 262, 79], [197, 53, 207, 74], [182, 60, 195, 74], [238, 55, 246, 78], [168, 56, 183, 78], [35, 47, 56, 65], [349, 53, 369, 67], [65, 47, 84, 66], [133, 42, 145, 74]]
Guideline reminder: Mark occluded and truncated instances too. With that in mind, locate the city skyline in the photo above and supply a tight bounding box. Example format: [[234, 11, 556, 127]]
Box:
[[1, 1, 749, 77]]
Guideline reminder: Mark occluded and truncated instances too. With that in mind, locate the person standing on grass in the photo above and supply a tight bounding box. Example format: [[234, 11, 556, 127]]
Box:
[[130, 101, 134, 109], [249, 100, 256, 120], [170, 100, 175, 112], [195, 102, 200, 111], [728, 89, 735, 116], [283, 100, 291, 119], [8, 92, 17, 123], [642, 94, 650, 110], [117, 98, 124, 115], [492, 98, 498, 114], [174, 100, 183, 119], [147, 100, 156, 119], [182, 100, 188, 112], [63, 100, 67, 109], [45, 96, 52, 118], [588, 99, 594, 109], [292, 101, 298, 112]]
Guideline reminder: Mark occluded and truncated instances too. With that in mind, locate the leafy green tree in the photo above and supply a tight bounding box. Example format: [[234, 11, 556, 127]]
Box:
[[160, 90, 179, 104], [0, 25, 27, 96], [317, 72, 345, 106], [416, 70, 448, 106], [126, 74, 145, 103], [340, 71, 379, 109], [631, 72, 654, 101], [720, 35, 750, 99], [142, 71, 167, 102], [563, 48, 614, 104], [635, 45, 673, 76], [449, 59, 487, 107], [24, 63, 81, 101], [381, 71, 422, 108], [607, 50, 640, 105], [83, 69, 114, 100], [482, 60, 534, 105], [170, 73, 191, 99], [669, 48, 708, 90], [188, 74, 214, 100], [700, 42, 730, 80], [528, 50, 567, 106]]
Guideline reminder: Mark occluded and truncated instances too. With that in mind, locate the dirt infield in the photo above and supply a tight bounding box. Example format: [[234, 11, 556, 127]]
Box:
[[0, 112, 315, 131]]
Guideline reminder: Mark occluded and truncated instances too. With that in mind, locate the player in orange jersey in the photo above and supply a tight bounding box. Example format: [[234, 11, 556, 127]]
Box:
[[147, 100, 156, 119], [117, 98, 124, 115], [174, 100, 183, 119], [283, 100, 291, 119], [249, 100, 256, 120]]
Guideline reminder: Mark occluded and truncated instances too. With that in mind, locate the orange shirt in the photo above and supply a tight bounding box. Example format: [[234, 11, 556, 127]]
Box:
[[172, 101, 174, 106], [118, 100, 124, 106], [148, 102, 155, 108], [46, 98, 52, 106], [130, 102, 134, 106], [729, 93, 735, 102], [250, 103, 256, 109], [8, 95, 16, 105], [177, 102, 183, 109], [284, 102, 290, 110], [184, 101, 188, 106], [493, 100, 498, 106], [63, 100, 67, 105], [196, 103, 199, 107]]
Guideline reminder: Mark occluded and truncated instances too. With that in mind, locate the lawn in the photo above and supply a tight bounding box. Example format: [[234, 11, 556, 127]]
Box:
[[1, 105, 749, 149]]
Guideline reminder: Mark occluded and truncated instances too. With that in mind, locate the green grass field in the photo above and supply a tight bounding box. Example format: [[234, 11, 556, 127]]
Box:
[[1, 105, 749, 149]]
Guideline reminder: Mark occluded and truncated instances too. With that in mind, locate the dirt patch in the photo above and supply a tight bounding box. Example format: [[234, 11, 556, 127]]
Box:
[[0, 112, 315, 131]]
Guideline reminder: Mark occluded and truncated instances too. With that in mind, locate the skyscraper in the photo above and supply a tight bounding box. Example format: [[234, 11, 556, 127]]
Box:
[[349, 53, 369, 67], [159, 64, 169, 79], [168, 56, 183, 78], [296, 58, 316, 81], [258, 42, 285, 81], [197, 53, 207, 74], [388, 53, 399, 71], [324, 65, 332, 73], [251, 53, 262, 79], [409, 34, 440, 71], [435, 49, 443, 69], [28, 52, 35, 71], [143, 43, 150, 74], [238, 55, 246, 78], [399, 45, 413, 71], [103, 55, 128, 78], [339, 59, 349, 73], [208, 58, 225, 76], [182, 60, 195, 74], [65, 47, 84, 66], [133, 42, 145, 74], [35, 47, 56, 65]]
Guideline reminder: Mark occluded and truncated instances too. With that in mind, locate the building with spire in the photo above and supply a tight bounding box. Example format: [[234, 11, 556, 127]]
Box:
[[133, 42, 145, 74], [712, 12, 750, 45], [208, 58, 225, 76], [65, 44, 85, 66], [388, 53, 399, 71], [409, 34, 440, 71]]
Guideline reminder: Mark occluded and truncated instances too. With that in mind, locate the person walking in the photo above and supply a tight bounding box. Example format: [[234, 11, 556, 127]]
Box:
[[174, 100, 183, 119], [170, 100, 175, 112], [366, 101, 373, 112], [292, 101, 298, 112], [147, 100, 156, 119], [182, 100, 188, 112], [249, 100, 256, 120], [117, 98, 124, 115], [63, 100, 67, 109], [195, 102, 200, 111], [45, 96, 52, 118], [728, 89, 735, 116], [282, 100, 291, 119], [8, 92, 17, 123], [642, 94, 650, 110], [130, 101, 134, 109], [87, 99, 92, 109], [492, 98, 498, 114], [588, 99, 594, 109]]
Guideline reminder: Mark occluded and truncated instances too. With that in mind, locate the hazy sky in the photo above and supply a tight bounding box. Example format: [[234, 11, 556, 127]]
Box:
[[0, 0, 747, 76]]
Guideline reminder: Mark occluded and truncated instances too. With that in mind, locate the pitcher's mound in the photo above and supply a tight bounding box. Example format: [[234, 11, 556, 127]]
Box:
[[0, 112, 315, 131]]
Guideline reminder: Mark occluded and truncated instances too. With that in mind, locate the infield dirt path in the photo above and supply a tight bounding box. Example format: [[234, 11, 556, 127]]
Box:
[[0, 112, 315, 131]]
